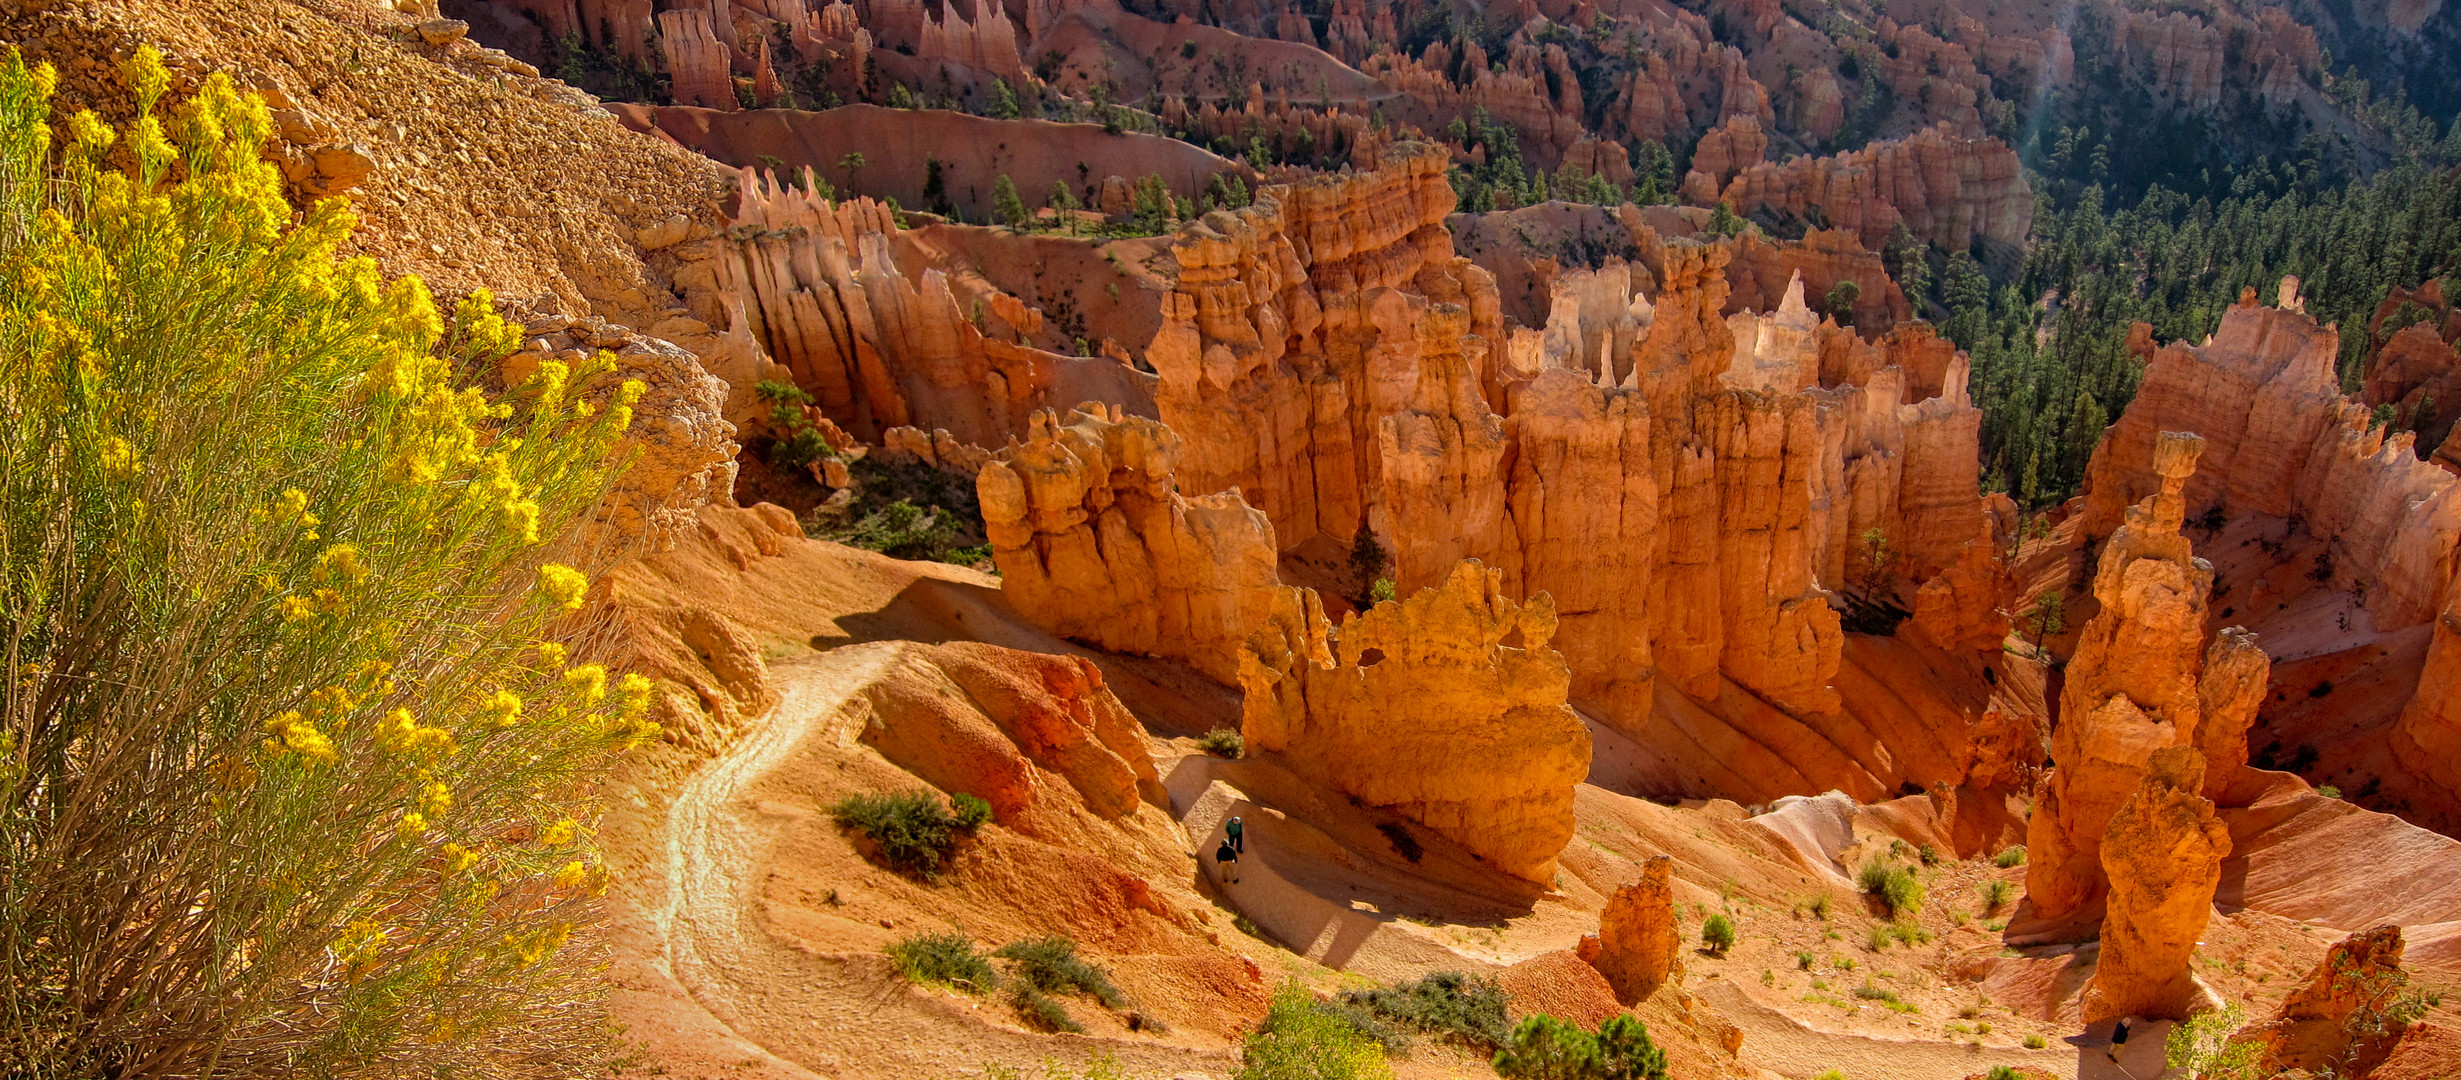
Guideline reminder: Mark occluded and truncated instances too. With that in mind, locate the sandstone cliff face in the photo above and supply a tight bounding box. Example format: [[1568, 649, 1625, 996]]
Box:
[[978, 407, 1308, 685], [1238, 561, 1591, 884], [710, 174, 1151, 446], [1150, 147, 2015, 806], [2028, 433, 2268, 920], [1706, 124, 2034, 256], [2086, 286, 2461, 635], [2088, 285, 2461, 813], [2090, 745, 2229, 1022], [2394, 593, 2461, 797], [2245, 924, 2415, 1075], [1577, 854, 1682, 1004]]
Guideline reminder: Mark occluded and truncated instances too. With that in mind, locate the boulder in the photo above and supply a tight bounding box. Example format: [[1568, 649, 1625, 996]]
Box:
[[2245, 925, 2416, 1075]]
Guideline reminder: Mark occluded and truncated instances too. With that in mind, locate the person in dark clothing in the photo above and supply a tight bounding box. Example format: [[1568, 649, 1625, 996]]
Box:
[[2107, 1015, 2134, 1064], [1226, 816, 1245, 854], [1214, 837, 1241, 884]]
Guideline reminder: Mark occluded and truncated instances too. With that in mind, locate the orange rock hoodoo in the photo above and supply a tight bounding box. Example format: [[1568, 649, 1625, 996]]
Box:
[[1139, 144, 2018, 806], [2084, 285, 2461, 807], [2027, 432, 2270, 921], [2089, 745, 2231, 1022], [1577, 854, 1683, 1004], [1237, 561, 1592, 884], [977, 407, 1306, 685]]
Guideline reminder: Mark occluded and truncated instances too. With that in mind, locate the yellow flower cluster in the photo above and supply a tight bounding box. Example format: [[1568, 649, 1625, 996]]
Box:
[[536, 563, 588, 610], [538, 819, 576, 847], [331, 918, 389, 982], [501, 921, 571, 968], [478, 689, 523, 727], [313, 543, 369, 585], [610, 671, 662, 746], [374, 708, 456, 760], [98, 435, 137, 478], [439, 843, 480, 876], [261, 710, 336, 765], [416, 777, 452, 817], [562, 663, 607, 706]]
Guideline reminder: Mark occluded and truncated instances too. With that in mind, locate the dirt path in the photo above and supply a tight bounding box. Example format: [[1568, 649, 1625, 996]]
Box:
[[619, 643, 1238, 1080], [1696, 978, 2081, 1080]]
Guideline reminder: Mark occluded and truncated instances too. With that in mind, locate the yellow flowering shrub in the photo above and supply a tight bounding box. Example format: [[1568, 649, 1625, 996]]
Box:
[[0, 45, 657, 1073]]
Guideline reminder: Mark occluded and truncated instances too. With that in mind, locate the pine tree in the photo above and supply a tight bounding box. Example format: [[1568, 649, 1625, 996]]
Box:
[[1347, 520, 1390, 609], [992, 174, 1028, 229]]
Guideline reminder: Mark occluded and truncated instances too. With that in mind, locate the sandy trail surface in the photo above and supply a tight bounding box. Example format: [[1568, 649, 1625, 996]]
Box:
[[609, 643, 1240, 1079]]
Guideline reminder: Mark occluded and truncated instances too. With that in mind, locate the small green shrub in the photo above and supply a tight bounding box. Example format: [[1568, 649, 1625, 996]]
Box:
[[1986, 1067, 2022, 1080], [1337, 970, 1510, 1051], [1917, 843, 1940, 866], [1702, 914, 1736, 955], [1813, 1071, 1848, 1080], [1983, 878, 2015, 911], [1240, 981, 1393, 1080], [2318, 784, 2342, 799], [1858, 857, 1924, 917], [1809, 893, 1832, 920], [2024, 1033, 2048, 1049], [1868, 924, 1895, 951], [2166, 1003, 2261, 1079], [1993, 845, 2027, 868], [1199, 727, 1246, 758], [1493, 1015, 1598, 1080], [995, 936, 1124, 1008], [829, 790, 972, 879], [1595, 1014, 1670, 1080], [950, 792, 993, 831], [1856, 857, 1891, 894], [1011, 982, 1083, 1033], [1794, 949, 1816, 970], [887, 932, 999, 993], [1370, 578, 1397, 603]]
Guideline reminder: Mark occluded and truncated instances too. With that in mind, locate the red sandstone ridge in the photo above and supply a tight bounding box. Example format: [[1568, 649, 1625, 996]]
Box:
[[1704, 123, 2033, 258], [611, 104, 1257, 225], [704, 175, 1154, 445]]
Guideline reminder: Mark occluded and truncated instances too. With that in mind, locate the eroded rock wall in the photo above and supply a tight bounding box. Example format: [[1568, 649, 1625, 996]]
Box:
[[713, 173, 1152, 445], [2084, 286, 2461, 634], [978, 407, 1308, 685], [1238, 562, 1591, 884]]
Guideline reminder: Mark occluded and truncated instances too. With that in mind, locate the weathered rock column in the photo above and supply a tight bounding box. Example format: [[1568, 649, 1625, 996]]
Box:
[[2090, 745, 2230, 1022], [2028, 432, 2255, 920], [1578, 854, 1682, 1004]]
